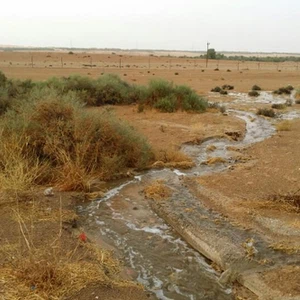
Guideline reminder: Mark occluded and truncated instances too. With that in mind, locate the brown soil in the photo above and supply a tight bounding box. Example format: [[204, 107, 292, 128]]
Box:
[[0, 50, 299, 299], [89, 105, 245, 152], [1, 51, 300, 94], [195, 119, 300, 240]]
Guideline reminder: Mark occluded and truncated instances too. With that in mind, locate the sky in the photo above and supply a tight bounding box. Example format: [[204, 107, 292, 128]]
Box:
[[1, 0, 300, 53]]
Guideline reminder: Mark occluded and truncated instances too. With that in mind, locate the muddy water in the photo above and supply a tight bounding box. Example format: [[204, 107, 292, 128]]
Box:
[[80, 177, 232, 300], [79, 92, 300, 300]]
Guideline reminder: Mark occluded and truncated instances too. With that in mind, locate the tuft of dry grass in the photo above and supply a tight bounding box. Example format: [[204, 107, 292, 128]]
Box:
[[155, 149, 192, 163], [0, 130, 45, 193], [269, 242, 300, 254], [206, 144, 217, 152], [152, 149, 194, 169], [204, 156, 227, 165], [143, 180, 172, 201], [276, 120, 292, 131], [0, 208, 138, 300]]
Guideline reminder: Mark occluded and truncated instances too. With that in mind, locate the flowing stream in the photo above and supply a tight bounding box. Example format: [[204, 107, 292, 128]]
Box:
[[78, 92, 300, 300]]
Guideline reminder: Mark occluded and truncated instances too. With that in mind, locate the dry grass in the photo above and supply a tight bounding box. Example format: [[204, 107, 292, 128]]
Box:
[[204, 156, 227, 165], [246, 198, 299, 214], [0, 97, 153, 194], [0, 208, 138, 300], [1, 247, 126, 300], [269, 242, 300, 254], [155, 149, 192, 163], [152, 149, 195, 169], [0, 131, 45, 194], [206, 144, 217, 152], [268, 192, 300, 212], [143, 180, 172, 201], [276, 120, 292, 131]]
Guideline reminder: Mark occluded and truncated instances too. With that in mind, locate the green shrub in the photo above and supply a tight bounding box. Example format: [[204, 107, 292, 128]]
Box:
[[252, 85, 261, 91], [0, 74, 207, 116], [0, 71, 8, 87], [0, 88, 10, 115], [211, 86, 222, 92], [273, 85, 294, 95], [222, 84, 234, 90], [182, 93, 207, 112], [147, 79, 174, 105], [248, 90, 260, 97], [154, 95, 177, 112], [257, 108, 276, 118], [220, 90, 228, 95], [271, 103, 286, 109]]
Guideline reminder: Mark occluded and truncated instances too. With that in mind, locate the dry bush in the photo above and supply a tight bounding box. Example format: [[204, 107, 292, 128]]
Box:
[[0, 130, 46, 194], [0, 96, 153, 193], [155, 149, 192, 163], [276, 120, 292, 131], [153, 149, 195, 169], [143, 180, 172, 201]]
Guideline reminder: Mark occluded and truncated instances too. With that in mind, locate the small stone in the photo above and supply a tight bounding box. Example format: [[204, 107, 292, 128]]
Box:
[[43, 187, 54, 197]]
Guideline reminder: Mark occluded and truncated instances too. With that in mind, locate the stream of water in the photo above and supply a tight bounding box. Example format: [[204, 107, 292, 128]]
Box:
[[79, 92, 300, 300]]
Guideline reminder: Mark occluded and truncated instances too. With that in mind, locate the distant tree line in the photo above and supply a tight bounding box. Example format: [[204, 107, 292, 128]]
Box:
[[196, 48, 300, 62]]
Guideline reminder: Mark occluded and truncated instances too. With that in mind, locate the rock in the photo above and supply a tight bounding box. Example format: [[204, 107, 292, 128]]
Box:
[[43, 187, 54, 197]]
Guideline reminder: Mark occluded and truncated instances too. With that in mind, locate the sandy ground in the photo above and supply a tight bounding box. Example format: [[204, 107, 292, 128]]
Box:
[[89, 106, 245, 152], [1, 51, 300, 95], [0, 51, 299, 299]]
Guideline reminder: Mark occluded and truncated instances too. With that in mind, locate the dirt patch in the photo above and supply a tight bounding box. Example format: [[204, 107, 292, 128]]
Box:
[[262, 266, 300, 297], [1, 51, 300, 94], [88, 105, 245, 153]]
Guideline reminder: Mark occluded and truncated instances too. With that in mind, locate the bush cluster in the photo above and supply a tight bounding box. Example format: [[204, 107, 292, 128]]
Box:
[[273, 85, 294, 95], [0, 90, 153, 191], [211, 86, 230, 95], [271, 103, 286, 110], [248, 90, 260, 97], [252, 85, 262, 91], [0, 71, 207, 114], [257, 108, 276, 118]]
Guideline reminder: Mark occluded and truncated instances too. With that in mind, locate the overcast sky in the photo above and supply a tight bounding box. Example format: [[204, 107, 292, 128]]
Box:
[[1, 0, 300, 53]]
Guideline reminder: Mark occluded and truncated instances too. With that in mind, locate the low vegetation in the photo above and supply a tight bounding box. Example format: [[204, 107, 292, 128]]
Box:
[[222, 84, 234, 90], [273, 85, 294, 95], [0, 71, 209, 194], [0, 71, 208, 115], [252, 85, 262, 91], [248, 90, 260, 97], [276, 120, 292, 131], [211, 85, 230, 95], [295, 89, 300, 103], [0, 78, 154, 193], [272, 103, 286, 110], [257, 108, 276, 118], [143, 180, 172, 201], [208, 102, 227, 113]]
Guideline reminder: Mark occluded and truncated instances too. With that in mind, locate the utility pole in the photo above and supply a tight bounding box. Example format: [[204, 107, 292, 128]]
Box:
[[206, 42, 210, 68]]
